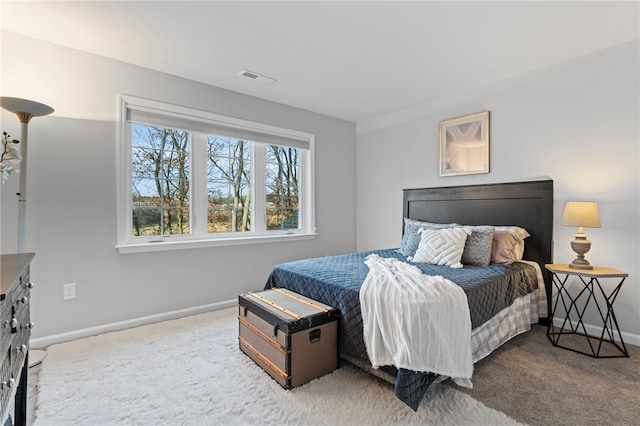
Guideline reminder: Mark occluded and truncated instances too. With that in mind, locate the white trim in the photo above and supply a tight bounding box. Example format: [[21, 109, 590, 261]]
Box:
[[29, 299, 237, 349], [116, 232, 317, 254], [552, 316, 640, 348], [116, 95, 129, 251]]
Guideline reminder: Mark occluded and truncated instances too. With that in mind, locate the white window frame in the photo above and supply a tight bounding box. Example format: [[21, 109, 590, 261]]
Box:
[[116, 95, 316, 254]]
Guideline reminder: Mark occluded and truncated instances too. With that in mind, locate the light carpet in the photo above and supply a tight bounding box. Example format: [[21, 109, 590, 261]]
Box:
[[33, 307, 521, 425]]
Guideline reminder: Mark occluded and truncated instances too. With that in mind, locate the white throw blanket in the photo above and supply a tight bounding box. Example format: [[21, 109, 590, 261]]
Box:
[[360, 254, 473, 387]]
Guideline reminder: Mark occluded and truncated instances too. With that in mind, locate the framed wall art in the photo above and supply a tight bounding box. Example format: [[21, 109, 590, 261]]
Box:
[[439, 111, 490, 177]]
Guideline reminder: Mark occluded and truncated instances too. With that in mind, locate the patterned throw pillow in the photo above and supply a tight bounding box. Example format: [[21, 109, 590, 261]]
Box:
[[460, 226, 495, 266], [398, 218, 458, 257], [409, 227, 470, 268]]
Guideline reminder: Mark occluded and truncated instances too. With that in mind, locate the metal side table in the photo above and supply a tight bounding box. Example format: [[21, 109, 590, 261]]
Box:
[[545, 264, 629, 358]]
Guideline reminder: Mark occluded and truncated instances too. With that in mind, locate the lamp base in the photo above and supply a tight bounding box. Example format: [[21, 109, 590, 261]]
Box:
[[569, 234, 593, 270], [569, 260, 594, 270]]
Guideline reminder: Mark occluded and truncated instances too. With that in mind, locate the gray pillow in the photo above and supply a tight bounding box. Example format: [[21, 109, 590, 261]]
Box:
[[460, 225, 495, 266]]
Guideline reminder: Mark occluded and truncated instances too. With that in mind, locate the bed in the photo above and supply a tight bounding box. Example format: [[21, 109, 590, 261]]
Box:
[[264, 180, 554, 410]]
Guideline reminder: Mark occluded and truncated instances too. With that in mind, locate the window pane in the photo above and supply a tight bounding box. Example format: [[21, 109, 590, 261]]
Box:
[[132, 207, 162, 236], [131, 123, 190, 237], [266, 145, 300, 230], [207, 136, 251, 233], [132, 147, 158, 179], [163, 207, 190, 235]]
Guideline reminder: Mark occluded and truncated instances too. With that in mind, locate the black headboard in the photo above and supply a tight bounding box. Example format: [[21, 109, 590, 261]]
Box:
[[402, 179, 553, 319]]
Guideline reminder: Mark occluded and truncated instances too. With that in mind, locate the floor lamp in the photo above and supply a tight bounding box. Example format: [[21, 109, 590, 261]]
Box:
[[1, 97, 54, 367]]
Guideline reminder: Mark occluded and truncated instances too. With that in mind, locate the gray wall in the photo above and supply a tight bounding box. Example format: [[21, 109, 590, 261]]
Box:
[[1, 32, 357, 341], [2, 30, 638, 347], [356, 40, 640, 343]]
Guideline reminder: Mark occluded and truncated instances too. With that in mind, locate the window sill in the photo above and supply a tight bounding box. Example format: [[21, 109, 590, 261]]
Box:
[[116, 233, 317, 254]]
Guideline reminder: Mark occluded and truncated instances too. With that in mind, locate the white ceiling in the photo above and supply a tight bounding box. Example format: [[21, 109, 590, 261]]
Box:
[[1, 1, 638, 123]]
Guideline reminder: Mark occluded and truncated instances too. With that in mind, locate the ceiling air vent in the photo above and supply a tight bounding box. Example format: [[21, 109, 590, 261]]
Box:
[[238, 69, 276, 85], [241, 70, 259, 79]]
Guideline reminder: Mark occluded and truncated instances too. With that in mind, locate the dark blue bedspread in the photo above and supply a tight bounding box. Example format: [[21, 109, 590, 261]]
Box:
[[264, 248, 538, 410]]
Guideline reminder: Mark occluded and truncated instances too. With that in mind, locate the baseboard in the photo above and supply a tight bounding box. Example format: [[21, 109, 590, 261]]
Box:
[[29, 299, 237, 349], [29, 303, 640, 350], [552, 317, 640, 347]]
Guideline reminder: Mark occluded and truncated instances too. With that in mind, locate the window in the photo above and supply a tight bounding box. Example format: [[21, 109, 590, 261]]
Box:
[[117, 95, 315, 253], [206, 136, 252, 234]]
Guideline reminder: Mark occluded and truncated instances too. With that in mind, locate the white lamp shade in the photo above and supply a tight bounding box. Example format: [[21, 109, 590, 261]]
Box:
[[561, 201, 601, 228]]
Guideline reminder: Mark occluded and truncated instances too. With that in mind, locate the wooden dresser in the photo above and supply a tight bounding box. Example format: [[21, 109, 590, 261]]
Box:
[[1, 253, 34, 426]]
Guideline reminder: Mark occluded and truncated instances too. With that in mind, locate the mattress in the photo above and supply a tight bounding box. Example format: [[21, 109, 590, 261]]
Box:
[[263, 248, 540, 409]]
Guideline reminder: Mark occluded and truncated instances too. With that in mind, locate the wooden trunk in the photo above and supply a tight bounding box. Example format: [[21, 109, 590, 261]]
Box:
[[238, 288, 339, 388]]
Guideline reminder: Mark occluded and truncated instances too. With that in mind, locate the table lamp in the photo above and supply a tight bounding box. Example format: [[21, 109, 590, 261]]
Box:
[[561, 201, 601, 270]]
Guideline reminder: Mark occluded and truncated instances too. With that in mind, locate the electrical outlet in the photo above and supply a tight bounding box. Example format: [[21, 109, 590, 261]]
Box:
[[63, 283, 76, 300]]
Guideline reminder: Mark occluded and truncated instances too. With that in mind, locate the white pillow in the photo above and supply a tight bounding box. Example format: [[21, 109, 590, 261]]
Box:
[[409, 227, 470, 268]]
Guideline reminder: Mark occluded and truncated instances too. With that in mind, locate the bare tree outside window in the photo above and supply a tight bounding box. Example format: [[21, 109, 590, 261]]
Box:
[[131, 128, 301, 237], [266, 145, 299, 230], [131, 124, 190, 237], [207, 136, 251, 233]]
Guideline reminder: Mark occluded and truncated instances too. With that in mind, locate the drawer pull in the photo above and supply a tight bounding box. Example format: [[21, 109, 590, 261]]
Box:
[[5, 318, 18, 329], [309, 329, 321, 343], [16, 344, 27, 354], [19, 296, 29, 304], [27, 322, 35, 329], [25, 282, 34, 289], [1, 378, 15, 390]]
